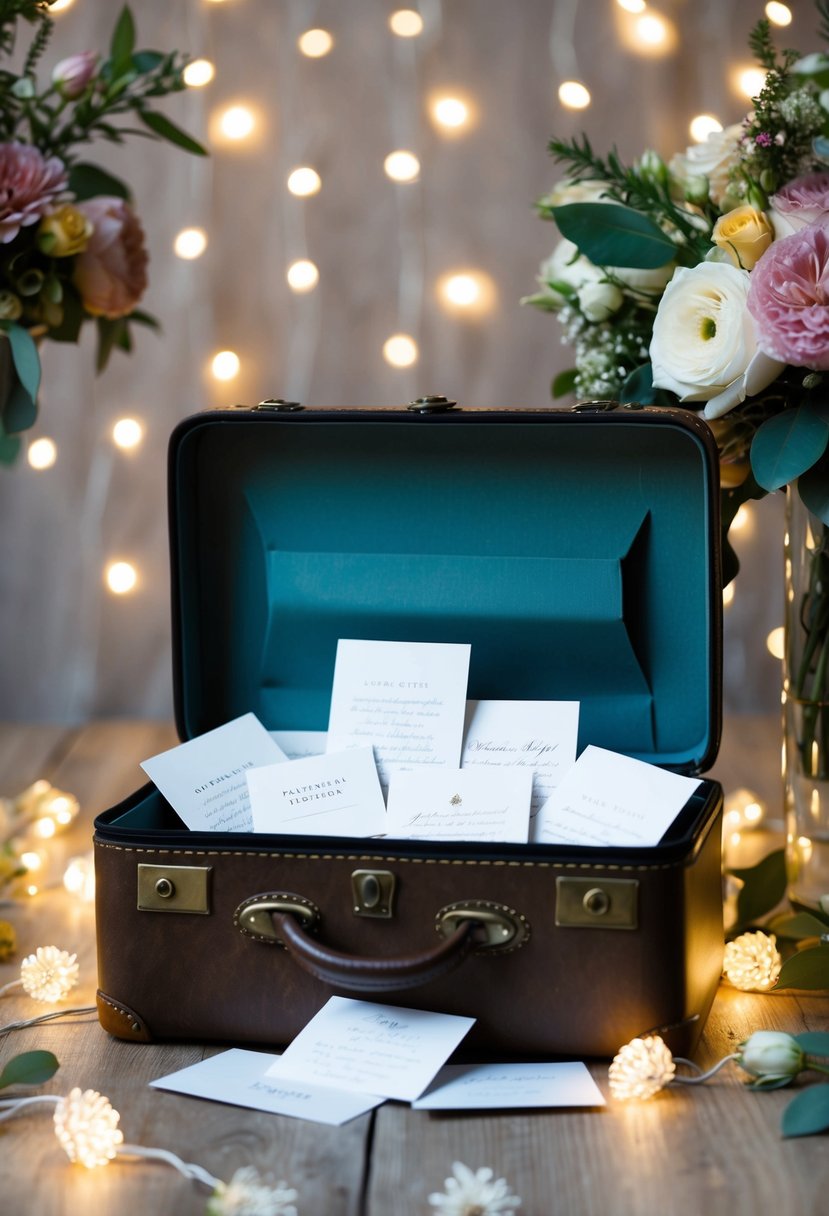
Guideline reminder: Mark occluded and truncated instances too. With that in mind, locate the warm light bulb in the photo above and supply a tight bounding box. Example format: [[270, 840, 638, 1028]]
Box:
[[286, 259, 319, 292], [723, 931, 781, 992], [558, 80, 591, 110], [724, 787, 765, 831], [105, 561, 138, 595], [616, 0, 646, 10], [736, 66, 768, 99], [211, 349, 240, 381], [765, 2, 792, 26], [608, 1035, 676, 1101], [64, 856, 96, 903], [287, 167, 322, 197], [183, 58, 215, 87], [54, 1088, 123, 1169], [384, 150, 420, 182], [623, 11, 677, 55], [389, 9, 424, 36], [438, 270, 496, 316], [34, 817, 57, 839], [217, 104, 255, 140], [382, 334, 419, 368], [767, 626, 785, 660], [20, 850, 44, 872], [112, 418, 144, 450], [689, 114, 723, 142], [298, 28, 333, 57], [20, 946, 79, 1003], [27, 437, 57, 470], [174, 227, 208, 259], [431, 96, 471, 131]]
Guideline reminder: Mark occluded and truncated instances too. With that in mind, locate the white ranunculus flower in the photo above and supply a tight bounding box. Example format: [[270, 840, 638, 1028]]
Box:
[[578, 280, 624, 321], [650, 262, 784, 416], [537, 238, 603, 304], [542, 178, 611, 208], [671, 122, 744, 205]]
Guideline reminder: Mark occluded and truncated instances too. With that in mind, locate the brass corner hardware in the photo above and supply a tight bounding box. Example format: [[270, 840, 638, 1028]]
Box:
[[435, 900, 530, 953], [137, 864, 211, 914], [555, 876, 639, 929], [351, 869, 396, 918]]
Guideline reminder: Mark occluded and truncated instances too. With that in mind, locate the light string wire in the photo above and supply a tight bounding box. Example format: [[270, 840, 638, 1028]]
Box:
[[0, 1005, 98, 1037]]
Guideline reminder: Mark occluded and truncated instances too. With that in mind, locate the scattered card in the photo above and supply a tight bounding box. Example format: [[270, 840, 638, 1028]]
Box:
[[265, 996, 475, 1102], [150, 1048, 382, 1126], [247, 746, 386, 837], [326, 639, 471, 793], [269, 730, 327, 760], [386, 768, 532, 843], [412, 1061, 606, 1110], [140, 713, 288, 832], [533, 744, 701, 847], [461, 700, 580, 820]]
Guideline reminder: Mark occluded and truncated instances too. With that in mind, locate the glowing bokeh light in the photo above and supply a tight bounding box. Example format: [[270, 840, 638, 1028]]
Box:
[[211, 350, 241, 381], [767, 626, 785, 660], [558, 80, 591, 110], [27, 438, 57, 470], [431, 96, 471, 131], [765, 2, 792, 26], [298, 28, 334, 57], [690, 114, 723, 142], [183, 58, 215, 87], [390, 9, 424, 36], [287, 167, 322, 197], [286, 259, 319, 292], [382, 334, 419, 368], [217, 104, 255, 140], [384, 150, 421, 182], [174, 227, 208, 259], [105, 561, 138, 596], [736, 66, 768, 99], [112, 418, 144, 450]]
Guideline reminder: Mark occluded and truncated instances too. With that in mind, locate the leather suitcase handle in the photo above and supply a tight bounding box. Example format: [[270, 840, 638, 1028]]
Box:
[[271, 911, 486, 992]]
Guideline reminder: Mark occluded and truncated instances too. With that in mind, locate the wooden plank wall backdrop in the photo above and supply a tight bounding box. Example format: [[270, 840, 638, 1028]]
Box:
[[0, 0, 788, 723]]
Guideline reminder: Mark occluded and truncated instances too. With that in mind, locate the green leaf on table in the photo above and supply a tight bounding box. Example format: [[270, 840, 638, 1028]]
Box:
[[782, 1083, 829, 1137], [68, 162, 130, 202], [775, 944, 829, 991], [794, 1031, 829, 1058], [552, 368, 578, 398], [137, 110, 208, 156], [750, 403, 829, 492], [0, 1050, 59, 1090], [551, 202, 676, 269], [110, 6, 136, 78], [768, 910, 829, 940], [728, 847, 787, 929]]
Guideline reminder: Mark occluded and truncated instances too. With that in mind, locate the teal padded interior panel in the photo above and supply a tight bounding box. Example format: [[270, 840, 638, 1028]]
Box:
[[169, 410, 719, 771]]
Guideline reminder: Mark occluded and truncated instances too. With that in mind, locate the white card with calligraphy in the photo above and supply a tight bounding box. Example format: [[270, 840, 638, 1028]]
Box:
[[385, 767, 533, 843], [247, 746, 386, 837]]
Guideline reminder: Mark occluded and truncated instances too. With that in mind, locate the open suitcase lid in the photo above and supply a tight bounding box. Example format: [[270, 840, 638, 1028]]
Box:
[[167, 403, 722, 776]]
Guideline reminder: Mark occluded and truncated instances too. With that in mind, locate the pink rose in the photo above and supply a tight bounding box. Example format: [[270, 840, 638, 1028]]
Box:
[[747, 217, 829, 370], [0, 142, 67, 243], [769, 173, 829, 238], [51, 51, 97, 99], [73, 197, 149, 318]]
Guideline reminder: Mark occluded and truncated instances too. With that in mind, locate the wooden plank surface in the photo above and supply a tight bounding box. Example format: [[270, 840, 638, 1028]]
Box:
[[0, 718, 827, 1216]]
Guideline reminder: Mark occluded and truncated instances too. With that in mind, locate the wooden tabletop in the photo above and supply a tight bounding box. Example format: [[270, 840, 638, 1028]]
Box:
[[1, 718, 827, 1216]]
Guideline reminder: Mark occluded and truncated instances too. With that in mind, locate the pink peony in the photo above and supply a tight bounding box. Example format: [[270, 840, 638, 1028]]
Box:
[[73, 197, 148, 318], [51, 51, 98, 99], [0, 142, 68, 244], [769, 173, 829, 238], [747, 217, 829, 370]]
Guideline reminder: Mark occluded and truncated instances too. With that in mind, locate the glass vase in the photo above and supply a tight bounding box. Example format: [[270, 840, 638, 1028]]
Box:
[[784, 486, 829, 912]]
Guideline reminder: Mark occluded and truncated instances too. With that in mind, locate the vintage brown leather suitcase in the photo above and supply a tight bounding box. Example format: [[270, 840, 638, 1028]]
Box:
[[94, 402, 724, 1058]]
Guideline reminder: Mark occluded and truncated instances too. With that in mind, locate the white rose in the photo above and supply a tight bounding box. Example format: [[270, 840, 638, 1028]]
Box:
[[671, 122, 745, 205], [650, 262, 784, 415], [577, 280, 624, 321], [542, 178, 611, 208], [737, 1031, 805, 1084], [537, 238, 603, 303]]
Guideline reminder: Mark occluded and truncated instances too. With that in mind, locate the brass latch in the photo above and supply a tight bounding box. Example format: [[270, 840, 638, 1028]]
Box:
[[351, 869, 396, 918], [555, 876, 639, 929], [137, 864, 212, 914]]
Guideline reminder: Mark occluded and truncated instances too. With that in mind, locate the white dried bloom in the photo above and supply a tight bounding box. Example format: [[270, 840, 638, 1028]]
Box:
[[723, 931, 781, 992], [608, 1034, 676, 1100], [428, 1161, 522, 1215], [19, 945, 79, 1002], [54, 1087, 123, 1168], [206, 1166, 299, 1216]]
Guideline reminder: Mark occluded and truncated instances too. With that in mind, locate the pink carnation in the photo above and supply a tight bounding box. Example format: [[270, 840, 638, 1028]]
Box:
[[770, 173, 829, 238], [73, 197, 148, 318], [0, 142, 68, 244], [747, 218, 829, 370]]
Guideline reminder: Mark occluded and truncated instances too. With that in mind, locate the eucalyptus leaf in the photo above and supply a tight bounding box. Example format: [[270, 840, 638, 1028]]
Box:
[[782, 1083, 829, 1137], [798, 458, 829, 525], [0, 431, 21, 463], [620, 362, 657, 405], [551, 202, 676, 269], [552, 368, 578, 398], [775, 944, 829, 991], [794, 1031, 829, 1058], [137, 110, 208, 156], [110, 6, 136, 77], [0, 1050, 59, 1090], [768, 911, 829, 939], [3, 379, 36, 434], [131, 50, 165, 73], [68, 162, 130, 202], [728, 848, 787, 929], [6, 323, 40, 404], [750, 404, 829, 492], [814, 136, 829, 163]]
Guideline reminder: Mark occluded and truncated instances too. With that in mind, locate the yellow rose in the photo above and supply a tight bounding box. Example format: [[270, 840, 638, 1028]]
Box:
[[38, 204, 94, 257], [711, 205, 774, 270]]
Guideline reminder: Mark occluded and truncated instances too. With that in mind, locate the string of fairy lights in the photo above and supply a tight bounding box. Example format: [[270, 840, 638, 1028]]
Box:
[[21, 0, 792, 674]]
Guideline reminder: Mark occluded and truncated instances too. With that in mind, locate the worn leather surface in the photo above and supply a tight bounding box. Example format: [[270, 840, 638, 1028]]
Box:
[[94, 790, 723, 1057]]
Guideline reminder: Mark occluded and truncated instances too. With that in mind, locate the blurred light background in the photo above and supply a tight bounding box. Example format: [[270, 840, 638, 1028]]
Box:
[[0, 0, 789, 721]]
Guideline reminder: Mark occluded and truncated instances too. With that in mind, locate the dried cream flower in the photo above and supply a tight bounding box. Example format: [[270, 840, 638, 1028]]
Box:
[[206, 1166, 299, 1216], [608, 1034, 676, 1100], [20, 946, 79, 1002], [428, 1161, 522, 1215], [723, 931, 781, 992], [54, 1087, 124, 1168]]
